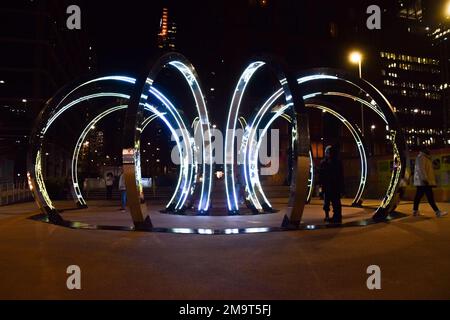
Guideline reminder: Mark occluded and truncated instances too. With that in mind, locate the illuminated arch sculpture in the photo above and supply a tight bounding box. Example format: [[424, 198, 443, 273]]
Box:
[[224, 58, 311, 226], [28, 54, 406, 231], [237, 68, 406, 221], [27, 65, 209, 227], [247, 101, 367, 211], [298, 68, 406, 220], [27, 75, 137, 222], [70, 107, 171, 208], [122, 52, 213, 228]]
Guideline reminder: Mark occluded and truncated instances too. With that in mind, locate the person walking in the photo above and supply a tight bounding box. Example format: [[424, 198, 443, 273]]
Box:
[[413, 148, 447, 217], [105, 172, 114, 200], [118, 169, 127, 211], [319, 145, 344, 223]]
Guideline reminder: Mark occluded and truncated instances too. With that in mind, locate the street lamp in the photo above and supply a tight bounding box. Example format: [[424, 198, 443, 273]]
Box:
[[349, 50, 364, 135], [445, 1, 450, 18], [349, 51, 363, 77]]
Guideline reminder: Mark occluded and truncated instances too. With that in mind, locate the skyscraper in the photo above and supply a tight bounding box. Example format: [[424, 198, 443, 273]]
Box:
[[157, 7, 176, 50], [372, 0, 444, 147]]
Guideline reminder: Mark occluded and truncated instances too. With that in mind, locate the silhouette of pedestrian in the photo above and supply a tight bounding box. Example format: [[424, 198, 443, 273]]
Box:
[[319, 145, 344, 223]]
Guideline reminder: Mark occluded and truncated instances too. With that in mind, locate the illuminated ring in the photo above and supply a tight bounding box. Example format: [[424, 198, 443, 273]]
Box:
[[27, 75, 136, 222], [306, 103, 367, 206], [123, 52, 213, 229], [250, 102, 367, 209], [224, 58, 310, 226], [28, 75, 195, 225], [297, 69, 407, 219], [70, 106, 171, 208]]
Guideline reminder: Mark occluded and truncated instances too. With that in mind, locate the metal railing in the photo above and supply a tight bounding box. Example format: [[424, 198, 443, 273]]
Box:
[[0, 180, 33, 206]]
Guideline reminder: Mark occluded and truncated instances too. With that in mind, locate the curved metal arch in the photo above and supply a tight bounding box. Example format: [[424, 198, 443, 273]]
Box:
[[71, 105, 128, 207], [28, 75, 196, 225], [297, 68, 407, 218], [27, 75, 136, 221], [123, 52, 213, 229], [238, 116, 247, 129], [241, 68, 403, 220], [224, 57, 310, 226], [250, 103, 367, 210], [145, 87, 196, 212], [307, 103, 367, 206], [70, 105, 173, 208], [246, 89, 368, 211]]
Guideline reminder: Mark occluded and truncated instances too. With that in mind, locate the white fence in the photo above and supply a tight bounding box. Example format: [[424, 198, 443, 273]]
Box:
[[0, 181, 33, 206]]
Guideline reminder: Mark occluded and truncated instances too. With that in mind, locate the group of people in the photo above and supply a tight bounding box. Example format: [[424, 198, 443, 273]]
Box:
[[101, 146, 448, 219], [318, 145, 447, 224]]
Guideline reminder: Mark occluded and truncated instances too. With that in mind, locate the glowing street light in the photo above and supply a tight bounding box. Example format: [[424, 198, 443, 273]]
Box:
[[349, 51, 363, 78], [349, 51, 362, 64], [445, 1, 450, 18], [349, 50, 364, 135]]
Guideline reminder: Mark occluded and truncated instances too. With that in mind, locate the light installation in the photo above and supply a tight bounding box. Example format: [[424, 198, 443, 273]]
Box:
[[27, 53, 406, 231], [228, 68, 406, 221]]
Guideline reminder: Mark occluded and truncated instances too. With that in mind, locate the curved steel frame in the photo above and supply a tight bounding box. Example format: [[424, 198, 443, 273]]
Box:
[[28, 60, 405, 231], [251, 102, 367, 210], [28, 73, 199, 225], [123, 52, 213, 229], [224, 58, 310, 226], [27, 76, 136, 221], [70, 106, 171, 208], [297, 69, 406, 219], [237, 68, 404, 221]]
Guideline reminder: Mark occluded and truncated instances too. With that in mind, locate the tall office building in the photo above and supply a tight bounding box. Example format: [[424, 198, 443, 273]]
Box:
[[157, 7, 177, 50], [374, 0, 444, 147], [428, 1, 450, 145]]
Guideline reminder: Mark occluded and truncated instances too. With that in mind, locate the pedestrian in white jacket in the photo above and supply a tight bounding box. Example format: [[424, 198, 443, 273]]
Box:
[[413, 148, 447, 217]]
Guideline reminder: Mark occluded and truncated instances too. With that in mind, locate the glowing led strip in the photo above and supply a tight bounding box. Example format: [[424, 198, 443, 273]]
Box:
[[244, 73, 399, 215], [225, 61, 266, 212], [167, 60, 213, 212], [296, 72, 401, 213], [143, 103, 190, 209], [238, 116, 247, 129], [44, 93, 130, 135], [307, 150, 314, 203], [247, 104, 291, 210], [71, 105, 128, 206], [71, 106, 169, 208], [149, 87, 195, 210], [33, 75, 195, 214], [246, 97, 367, 211], [241, 89, 284, 211], [305, 104, 367, 205]]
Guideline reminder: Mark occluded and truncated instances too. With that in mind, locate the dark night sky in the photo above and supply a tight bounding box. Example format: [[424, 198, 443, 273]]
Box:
[[84, 0, 373, 74], [81, 0, 442, 127]]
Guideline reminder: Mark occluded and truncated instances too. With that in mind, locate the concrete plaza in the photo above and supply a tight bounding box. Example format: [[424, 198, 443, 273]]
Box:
[[0, 199, 449, 299]]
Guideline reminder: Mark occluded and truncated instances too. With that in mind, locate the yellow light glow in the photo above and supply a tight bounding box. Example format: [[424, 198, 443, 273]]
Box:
[[446, 1, 450, 17], [349, 51, 362, 64]]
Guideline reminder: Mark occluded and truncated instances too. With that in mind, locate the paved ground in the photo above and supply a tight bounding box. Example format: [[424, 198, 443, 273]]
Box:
[[0, 199, 449, 299]]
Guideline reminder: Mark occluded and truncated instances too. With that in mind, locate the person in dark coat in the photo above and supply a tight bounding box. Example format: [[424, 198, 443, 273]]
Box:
[[319, 145, 344, 223]]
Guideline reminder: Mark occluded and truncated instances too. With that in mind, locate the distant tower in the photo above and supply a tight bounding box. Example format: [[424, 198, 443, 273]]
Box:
[[157, 7, 176, 50]]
